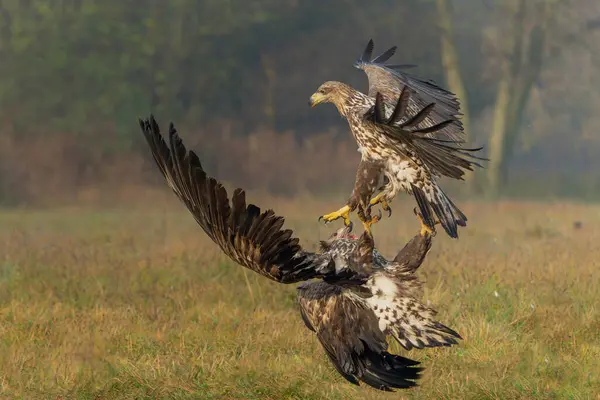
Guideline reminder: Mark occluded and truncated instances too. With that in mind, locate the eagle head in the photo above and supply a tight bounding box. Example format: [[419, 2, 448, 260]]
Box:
[[309, 81, 354, 114], [329, 225, 357, 240]]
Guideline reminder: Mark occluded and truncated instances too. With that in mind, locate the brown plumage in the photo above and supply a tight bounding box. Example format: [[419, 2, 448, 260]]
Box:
[[310, 39, 487, 238], [139, 116, 461, 391]]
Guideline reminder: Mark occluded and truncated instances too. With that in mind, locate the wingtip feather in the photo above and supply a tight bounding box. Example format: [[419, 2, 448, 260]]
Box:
[[360, 38, 375, 63], [372, 45, 397, 64]]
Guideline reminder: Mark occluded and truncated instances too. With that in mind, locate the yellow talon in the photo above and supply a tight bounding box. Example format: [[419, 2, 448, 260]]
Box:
[[359, 207, 382, 234], [369, 193, 392, 217], [319, 205, 351, 227], [419, 217, 434, 236], [369, 193, 385, 207], [362, 213, 381, 234], [414, 207, 439, 237]]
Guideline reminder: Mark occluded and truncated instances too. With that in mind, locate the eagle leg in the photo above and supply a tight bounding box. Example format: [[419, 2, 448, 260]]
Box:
[[368, 193, 392, 218], [413, 207, 440, 237], [358, 207, 382, 234], [318, 205, 352, 227]]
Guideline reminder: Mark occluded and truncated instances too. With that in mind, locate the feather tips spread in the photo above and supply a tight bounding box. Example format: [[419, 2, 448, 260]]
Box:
[[368, 292, 462, 350], [356, 83, 486, 238], [142, 106, 463, 392], [354, 39, 464, 143], [139, 116, 330, 284]]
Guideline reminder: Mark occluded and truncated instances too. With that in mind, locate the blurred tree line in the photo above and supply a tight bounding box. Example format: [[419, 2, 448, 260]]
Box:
[[0, 0, 599, 204]]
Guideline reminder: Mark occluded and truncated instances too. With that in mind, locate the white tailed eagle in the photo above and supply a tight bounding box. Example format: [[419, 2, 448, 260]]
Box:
[[309, 39, 486, 238], [138, 116, 461, 391]]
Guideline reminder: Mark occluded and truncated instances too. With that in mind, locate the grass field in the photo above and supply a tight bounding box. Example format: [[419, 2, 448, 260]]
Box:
[[0, 197, 599, 399]]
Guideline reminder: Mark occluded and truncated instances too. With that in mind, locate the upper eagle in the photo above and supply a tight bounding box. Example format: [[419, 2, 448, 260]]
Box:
[[138, 116, 462, 392], [310, 39, 486, 238]]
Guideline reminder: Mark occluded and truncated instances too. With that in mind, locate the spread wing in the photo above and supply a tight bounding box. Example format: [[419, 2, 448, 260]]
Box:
[[367, 228, 461, 350], [368, 89, 487, 181], [139, 116, 333, 284], [392, 222, 433, 274], [365, 92, 488, 238], [354, 39, 463, 143], [369, 292, 462, 351]]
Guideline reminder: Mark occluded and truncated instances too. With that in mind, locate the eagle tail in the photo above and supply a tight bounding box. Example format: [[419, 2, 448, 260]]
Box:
[[411, 182, 467, 239], [321, 342, 422, 391], [358, 348, 422, 391]]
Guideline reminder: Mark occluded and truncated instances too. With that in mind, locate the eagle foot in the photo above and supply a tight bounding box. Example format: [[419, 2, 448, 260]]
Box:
[[413, 207, 439, 237], [367, 200, 392, 219], [360, 208, 382, 234], [318, 205, 351, 227], [368, 194, 392, 218]]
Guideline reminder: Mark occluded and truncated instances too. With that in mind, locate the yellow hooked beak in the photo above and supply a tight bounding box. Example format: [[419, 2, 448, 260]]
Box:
[[309, 92, 326, 107]]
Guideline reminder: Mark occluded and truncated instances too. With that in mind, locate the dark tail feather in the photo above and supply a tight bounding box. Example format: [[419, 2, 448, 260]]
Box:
[[411, 183, 466, 239], [359, 348, 423, 391], [321, 337, 422, 391], [322, 350, 361, 386]]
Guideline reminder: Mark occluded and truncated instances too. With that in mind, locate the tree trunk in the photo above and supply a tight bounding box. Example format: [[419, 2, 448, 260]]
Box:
[[488, 69, 511, 197], [486, 0, 543, 196], [435, 0, 475, 192], [486, 0, 551, 196]]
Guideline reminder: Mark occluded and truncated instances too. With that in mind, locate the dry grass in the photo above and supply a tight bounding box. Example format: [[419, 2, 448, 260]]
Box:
[[1, 198, 599, 399]]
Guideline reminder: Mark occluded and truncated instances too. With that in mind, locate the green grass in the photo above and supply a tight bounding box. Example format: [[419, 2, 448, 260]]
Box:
[[0, 199, 599, 399]]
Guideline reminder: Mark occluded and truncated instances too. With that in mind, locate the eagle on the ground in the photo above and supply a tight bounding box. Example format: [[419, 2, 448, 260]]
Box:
[[309, 39, 486, 238], [138, 116, 462, 392]]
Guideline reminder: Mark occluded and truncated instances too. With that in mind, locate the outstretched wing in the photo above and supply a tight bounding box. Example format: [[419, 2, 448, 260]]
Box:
[[369, 291, 462, 351], [139, 116, 333, 284], [391, 224, 433, 274], [368, 89, 486, 182], [366, 227, 461, 349], [297, 282, 422, 391], [355, 39, 463, 142], [365, 92, 487, 238]]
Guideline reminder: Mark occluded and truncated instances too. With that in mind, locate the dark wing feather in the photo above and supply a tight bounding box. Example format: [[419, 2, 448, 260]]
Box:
[[365, 90, 487, 181], [354, 39, 463, 143], [383, 125, 487, 180], [139, 116, 333, 284], [391, 228, 433, 274]]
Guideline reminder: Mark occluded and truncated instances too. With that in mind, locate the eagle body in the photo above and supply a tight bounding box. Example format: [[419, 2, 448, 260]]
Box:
[[334, 84, 468, 238], [297, 232, 459, 390], [310, 40, 486, 238], [139, 116, 461, 392]]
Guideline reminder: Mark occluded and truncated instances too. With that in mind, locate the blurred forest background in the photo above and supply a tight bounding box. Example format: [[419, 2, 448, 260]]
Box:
[[0, 0, 599, 206]]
